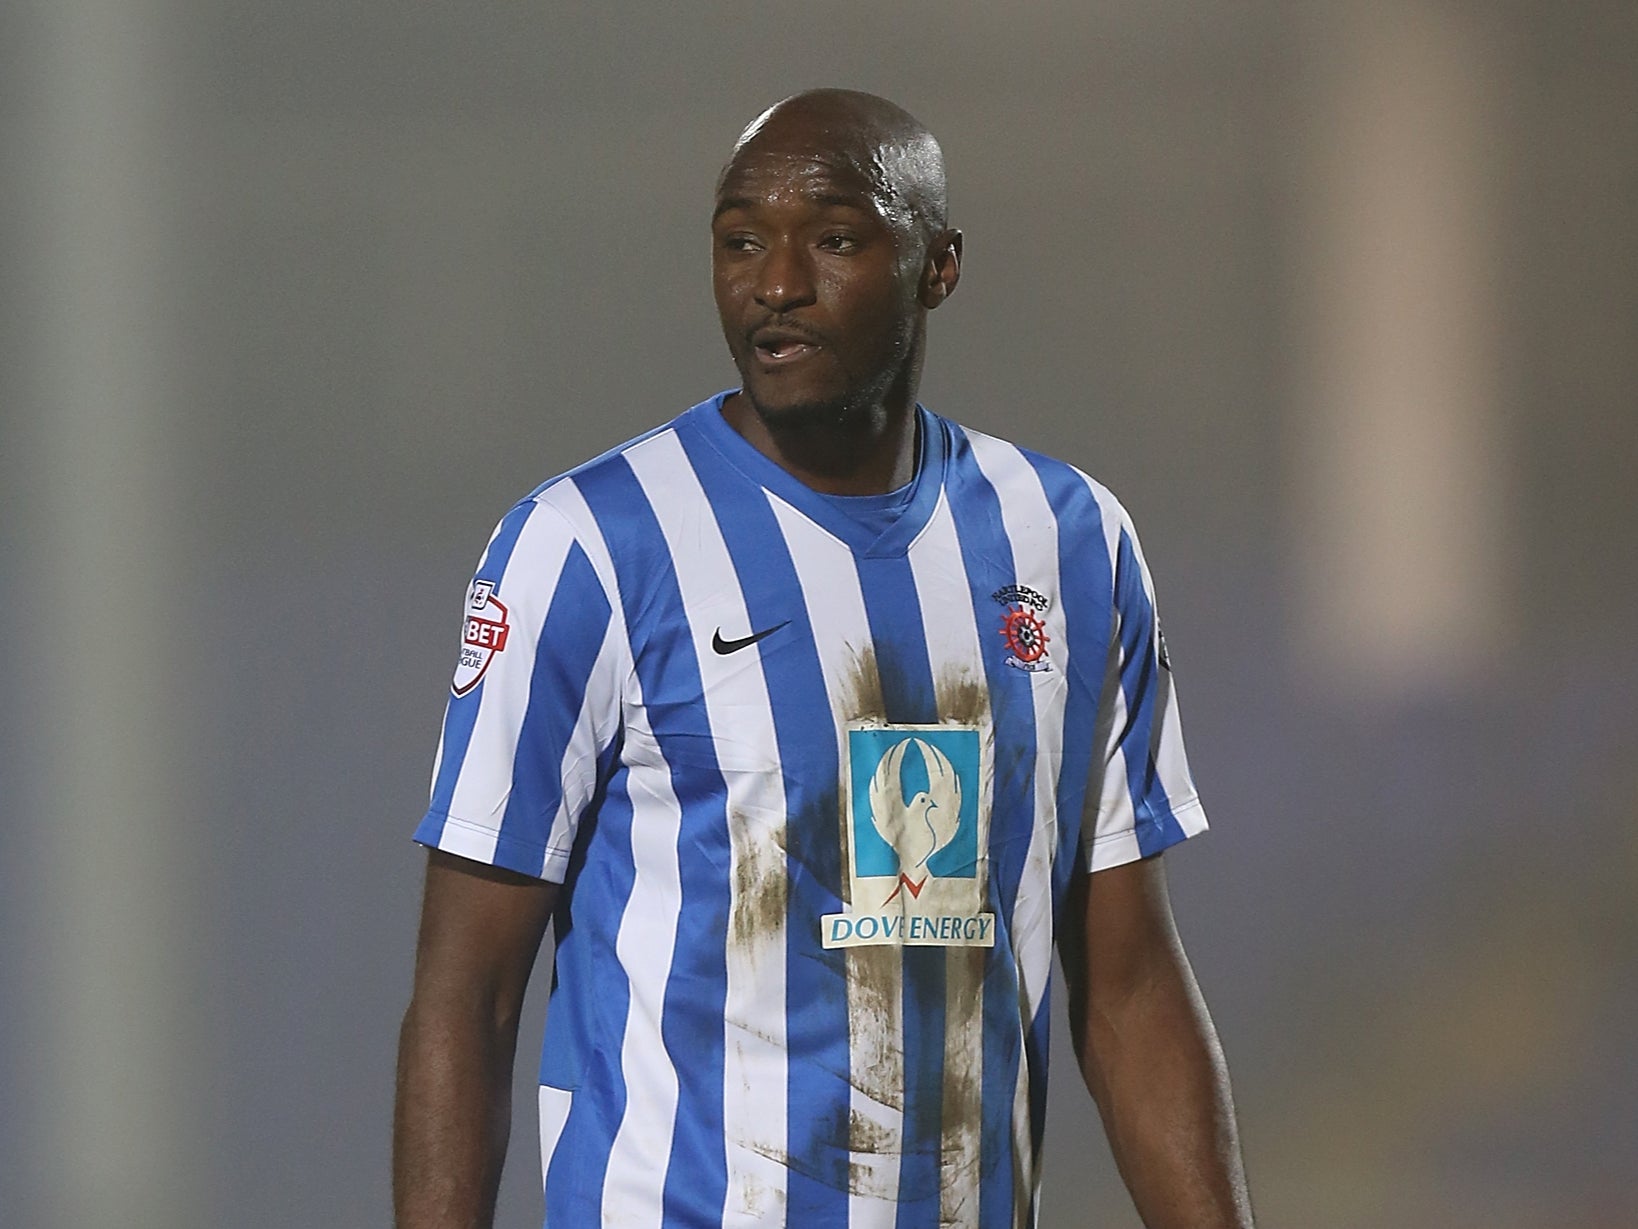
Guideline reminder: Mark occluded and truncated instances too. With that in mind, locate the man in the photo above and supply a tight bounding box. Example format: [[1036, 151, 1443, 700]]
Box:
[[395, 89, 1255, 1229]]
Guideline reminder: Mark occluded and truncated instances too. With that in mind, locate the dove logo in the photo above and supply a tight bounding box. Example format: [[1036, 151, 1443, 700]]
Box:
[[822, 724, 995, 949], [860, 736, 967, 892]]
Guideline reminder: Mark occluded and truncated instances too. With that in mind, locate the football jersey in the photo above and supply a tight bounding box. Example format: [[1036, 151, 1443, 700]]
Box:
[[414, 391, 1207, 1229]]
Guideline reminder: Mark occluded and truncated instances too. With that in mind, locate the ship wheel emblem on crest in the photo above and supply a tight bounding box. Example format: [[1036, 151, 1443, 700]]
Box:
[[992, 584, 1054, 673]]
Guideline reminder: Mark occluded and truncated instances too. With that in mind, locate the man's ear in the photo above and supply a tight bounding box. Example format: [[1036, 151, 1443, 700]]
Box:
[[919, 229, 962, 309]]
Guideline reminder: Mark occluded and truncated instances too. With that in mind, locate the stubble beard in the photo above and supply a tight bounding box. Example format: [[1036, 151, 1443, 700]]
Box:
[[743, 375, 889, 437], [738, 320, 920, 441]]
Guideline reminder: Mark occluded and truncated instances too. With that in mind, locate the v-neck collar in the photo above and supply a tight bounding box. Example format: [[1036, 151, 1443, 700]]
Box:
[[687, 390, 947, 558]]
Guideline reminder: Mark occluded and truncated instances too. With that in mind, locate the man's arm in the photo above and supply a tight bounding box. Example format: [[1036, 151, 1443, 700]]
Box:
[[394, 849, 558, 1229], [1059, 853, 1254, 1229]]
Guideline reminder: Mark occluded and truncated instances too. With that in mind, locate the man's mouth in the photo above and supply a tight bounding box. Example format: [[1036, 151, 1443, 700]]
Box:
[[751, 327, 821, 365]]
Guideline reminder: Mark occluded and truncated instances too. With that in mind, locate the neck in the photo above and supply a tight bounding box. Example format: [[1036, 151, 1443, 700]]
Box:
[[723, 391, 920, 495]]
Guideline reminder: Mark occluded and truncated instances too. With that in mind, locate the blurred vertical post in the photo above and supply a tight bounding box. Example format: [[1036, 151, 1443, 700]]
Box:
[[1290, 1, 1508, 698], [19, 0, 203, 1224]]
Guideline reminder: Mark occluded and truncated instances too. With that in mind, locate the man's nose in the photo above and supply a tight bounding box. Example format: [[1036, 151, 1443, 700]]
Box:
[[754, 239, 817, 312]]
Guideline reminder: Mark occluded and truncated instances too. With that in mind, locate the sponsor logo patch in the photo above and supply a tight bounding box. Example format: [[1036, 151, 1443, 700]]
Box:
[[823, 724, 994, 949], [452, 578, 509, 697], [992, 583, 1053, 673]]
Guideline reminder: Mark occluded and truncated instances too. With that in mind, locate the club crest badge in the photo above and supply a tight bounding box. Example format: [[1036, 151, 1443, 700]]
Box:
[[823, 724, 994, 949], [451, 578, 510, 697], [992, 583, 1053, 673]]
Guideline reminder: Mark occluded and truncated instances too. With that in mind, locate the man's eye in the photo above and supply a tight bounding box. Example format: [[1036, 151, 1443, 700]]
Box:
[[819, 234, 859, 253], [720, 234, 760, 252]]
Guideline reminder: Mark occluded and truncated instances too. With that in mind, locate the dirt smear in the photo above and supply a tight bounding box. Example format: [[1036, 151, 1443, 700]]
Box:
[[729, 810, 789, 947], [940, 945, 988, 1220]]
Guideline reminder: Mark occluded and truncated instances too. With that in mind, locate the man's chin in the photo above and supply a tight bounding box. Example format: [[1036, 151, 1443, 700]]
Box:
[[741, 385, 854, 430]]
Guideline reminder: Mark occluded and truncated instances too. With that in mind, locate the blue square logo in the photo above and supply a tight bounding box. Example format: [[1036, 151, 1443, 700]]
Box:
[[848, 726, 981, 880]]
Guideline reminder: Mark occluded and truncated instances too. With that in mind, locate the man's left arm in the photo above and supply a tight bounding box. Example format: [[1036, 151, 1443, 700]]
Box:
[[1060, 853, 1255, 1229]]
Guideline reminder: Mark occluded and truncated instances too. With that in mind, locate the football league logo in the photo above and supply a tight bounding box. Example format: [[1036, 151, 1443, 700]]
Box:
[[823, 725, 994, 949], [451, 578, 510, 697]]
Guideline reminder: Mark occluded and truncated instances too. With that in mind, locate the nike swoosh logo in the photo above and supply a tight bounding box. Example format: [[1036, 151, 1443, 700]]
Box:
[[712, 620, 790, 655]]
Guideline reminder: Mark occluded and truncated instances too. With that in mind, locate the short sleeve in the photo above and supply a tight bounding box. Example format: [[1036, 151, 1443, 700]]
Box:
[[1081, 508, 1209, 872], [414, 495, 623, 882]]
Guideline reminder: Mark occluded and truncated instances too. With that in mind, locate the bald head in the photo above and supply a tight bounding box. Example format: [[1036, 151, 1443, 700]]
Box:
[[720, 89, 949, 247], [709, 88, 963, 464]]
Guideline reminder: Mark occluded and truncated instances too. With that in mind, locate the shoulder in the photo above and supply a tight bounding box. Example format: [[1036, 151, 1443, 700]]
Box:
[[507, 399, 713, 543], [472, 402, 708, 602], [938, 414, 1135, 548]]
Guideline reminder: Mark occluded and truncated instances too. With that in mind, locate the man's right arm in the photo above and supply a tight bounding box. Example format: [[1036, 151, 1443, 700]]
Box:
[[394, 849, 558, 1229]]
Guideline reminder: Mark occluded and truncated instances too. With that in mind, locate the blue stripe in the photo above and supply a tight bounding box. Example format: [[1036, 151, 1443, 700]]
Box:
[[574, 452, 732, 1227], [1024, 457, 1115, 901], [538, 731, 625, 1089], [1017, 454, 1120, 1212], [492, 541, 611, 875], [859, 555, 938, 727], [677, 422, 854, 1221], [850, 553, 943, 1225], [417, 498, 541, 846], [1113, 529, 1189, 854], [942, 426, 1050, 1226], [543, 762, 637, 1222], [941, 429, 1044, 958]]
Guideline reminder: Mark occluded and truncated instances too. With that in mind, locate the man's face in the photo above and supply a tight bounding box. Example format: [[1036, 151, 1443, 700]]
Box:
[[712, 132, 924, 426]]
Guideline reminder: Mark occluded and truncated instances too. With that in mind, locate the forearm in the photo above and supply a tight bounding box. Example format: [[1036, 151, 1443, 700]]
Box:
[[392, 995, 519, 1229], [1081, 952, 1253, 1229]]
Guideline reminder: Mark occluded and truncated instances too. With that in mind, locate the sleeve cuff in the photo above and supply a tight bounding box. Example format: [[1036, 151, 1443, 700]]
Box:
[[413, 810, 573, 883], [1085, 796, 1209, 873]]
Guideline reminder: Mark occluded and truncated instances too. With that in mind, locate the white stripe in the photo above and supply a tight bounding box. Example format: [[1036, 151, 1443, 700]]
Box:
[[767, 495, 904, 1226], [1082, 472, 1127, 577], [1119, 511, 1208, 837], [904, 490, 995, 1226], [964, 432, 1076, 1211], [1089, 627, 1140, 867], [538, 1084, 573, 1189], [1066, 471, 1146, 869], [1152, 682, 1206, 836], [625, 433, 791, 1228], [600, 712, 685, 1227], [1013, 1064, 1036, 1229], [1081, 479, 1208, 855], [443, 511, 575, 860], [964, 432, 1067, 1016], [1086, 822, 1144, 871]]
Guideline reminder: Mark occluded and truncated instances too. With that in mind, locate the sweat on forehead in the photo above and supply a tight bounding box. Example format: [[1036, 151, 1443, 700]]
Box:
[[718, 89, 948, 237]]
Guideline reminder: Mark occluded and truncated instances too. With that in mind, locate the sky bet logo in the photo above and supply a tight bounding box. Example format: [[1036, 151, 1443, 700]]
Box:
[[823, 724, 995, 950], [450, 579, 511, 698]]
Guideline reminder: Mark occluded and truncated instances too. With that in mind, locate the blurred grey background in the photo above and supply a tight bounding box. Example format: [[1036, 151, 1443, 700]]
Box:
[[3, 1, 1635, 1226]]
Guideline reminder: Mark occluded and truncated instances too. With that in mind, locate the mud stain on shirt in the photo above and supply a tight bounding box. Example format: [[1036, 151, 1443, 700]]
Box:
[[728, 811, 788, 946]]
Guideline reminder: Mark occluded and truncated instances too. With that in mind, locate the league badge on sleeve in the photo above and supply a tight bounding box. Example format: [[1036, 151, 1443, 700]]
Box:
[[451, 578, 510, 697]]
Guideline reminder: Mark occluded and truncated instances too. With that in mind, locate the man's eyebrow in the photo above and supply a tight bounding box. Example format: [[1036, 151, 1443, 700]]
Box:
[[810, 192, 877, 213], [711, 191, 879, 224], [711, 196, 755, 223]]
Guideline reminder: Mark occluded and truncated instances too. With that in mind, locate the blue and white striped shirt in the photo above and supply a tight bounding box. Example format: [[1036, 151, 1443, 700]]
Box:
[[415, 391, 1207, 1228]]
